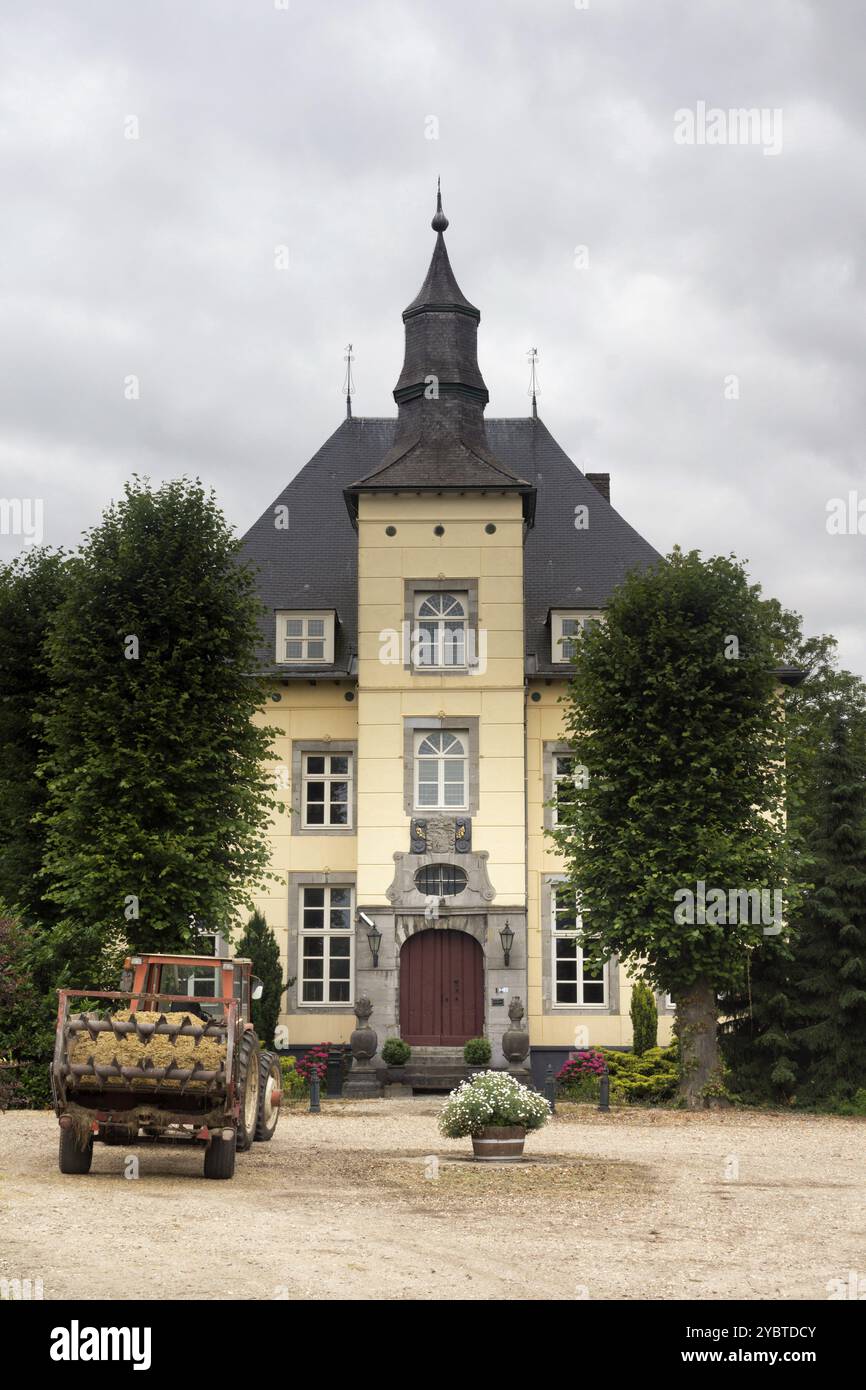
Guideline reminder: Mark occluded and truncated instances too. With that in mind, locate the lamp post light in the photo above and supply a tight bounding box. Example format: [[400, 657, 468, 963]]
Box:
[[499, 919, 515, 967]]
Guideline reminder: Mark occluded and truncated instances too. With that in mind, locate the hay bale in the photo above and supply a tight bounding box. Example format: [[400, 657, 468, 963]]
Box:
[[68, 1010, 226, 1089]]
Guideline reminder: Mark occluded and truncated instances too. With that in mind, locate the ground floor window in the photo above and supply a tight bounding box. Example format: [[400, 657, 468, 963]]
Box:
[[299, 885, 353, 1004], [551, 884, 607, 1006]]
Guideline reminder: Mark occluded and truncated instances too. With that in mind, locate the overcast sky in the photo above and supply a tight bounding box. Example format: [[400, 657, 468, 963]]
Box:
[[1, 0, 864, 674]]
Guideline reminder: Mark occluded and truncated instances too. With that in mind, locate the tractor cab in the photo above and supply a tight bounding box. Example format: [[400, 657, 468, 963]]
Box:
[[120, 953, 263, 1023]]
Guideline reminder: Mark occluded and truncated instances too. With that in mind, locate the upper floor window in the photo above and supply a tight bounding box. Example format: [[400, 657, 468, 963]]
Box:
[[276, 611, 335, 665], [302, 752, 352, 829], [551, 610, 602, 664], [414, 729, 468, 810], [552, 753, 576, 826], [551, 884, 607, 1006], [414, 591, 468, 669]]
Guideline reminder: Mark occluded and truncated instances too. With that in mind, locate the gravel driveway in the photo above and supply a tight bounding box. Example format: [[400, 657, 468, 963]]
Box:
[[0, 1101, 862, 1301]]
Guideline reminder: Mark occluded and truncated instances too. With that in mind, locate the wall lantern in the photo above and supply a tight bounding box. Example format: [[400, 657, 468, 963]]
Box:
[[499, 919, 515, 967], [366, 925, 382, 968]]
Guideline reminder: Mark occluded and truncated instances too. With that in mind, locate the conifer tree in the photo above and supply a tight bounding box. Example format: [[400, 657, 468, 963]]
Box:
[[236, 909, 284, 1048], [792, 713, 866, 1103]]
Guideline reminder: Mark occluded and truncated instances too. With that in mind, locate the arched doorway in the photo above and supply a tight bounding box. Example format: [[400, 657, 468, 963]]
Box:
[[399, 929, 484, 1045]]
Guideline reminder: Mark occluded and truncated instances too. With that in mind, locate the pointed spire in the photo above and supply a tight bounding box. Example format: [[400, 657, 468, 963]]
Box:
[[431, 177, 449, 233]]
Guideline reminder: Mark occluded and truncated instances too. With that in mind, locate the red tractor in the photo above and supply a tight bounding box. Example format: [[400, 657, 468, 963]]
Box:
[[51, 952, 282, 1179]]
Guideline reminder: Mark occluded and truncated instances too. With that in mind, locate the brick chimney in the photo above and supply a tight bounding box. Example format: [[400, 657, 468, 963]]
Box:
[[586, 472, 610, 503]]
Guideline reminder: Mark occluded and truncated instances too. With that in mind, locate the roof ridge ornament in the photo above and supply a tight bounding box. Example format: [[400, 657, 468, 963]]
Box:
[[431, 177, 449, 233]]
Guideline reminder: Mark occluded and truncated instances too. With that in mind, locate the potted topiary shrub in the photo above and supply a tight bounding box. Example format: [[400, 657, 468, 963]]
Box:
[[438, 1071, 551, 1161], [381, 1037, 411, 1067], [463, 1036, 491, 1068]]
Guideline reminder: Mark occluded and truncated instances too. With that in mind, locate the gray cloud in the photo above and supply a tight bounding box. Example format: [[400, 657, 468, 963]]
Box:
[[1, 0, 863, 672]]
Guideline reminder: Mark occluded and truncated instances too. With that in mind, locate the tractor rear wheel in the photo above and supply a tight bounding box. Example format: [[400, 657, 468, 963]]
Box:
[[59, 1128, 93, 1174], [255, 1052, 281, 1141], [236, 1032, 261, 1152], [203, 1130, 236, 1179]]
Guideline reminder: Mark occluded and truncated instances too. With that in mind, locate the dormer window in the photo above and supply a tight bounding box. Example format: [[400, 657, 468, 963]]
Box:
[[550, 610, 602, 664], [276, 610, 335, 665]]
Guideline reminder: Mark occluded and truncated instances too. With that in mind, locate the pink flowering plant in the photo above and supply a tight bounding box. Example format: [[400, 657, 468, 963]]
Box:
[[296, 1043, 330, 1087], [438, 1071, 551, 1139]]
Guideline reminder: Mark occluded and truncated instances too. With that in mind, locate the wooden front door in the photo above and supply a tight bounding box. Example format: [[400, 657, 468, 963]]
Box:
[[399, 929, 484, 1045]]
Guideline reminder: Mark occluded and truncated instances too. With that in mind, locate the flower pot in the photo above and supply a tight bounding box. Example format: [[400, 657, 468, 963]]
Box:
[[471, 1125, 526, 1162]]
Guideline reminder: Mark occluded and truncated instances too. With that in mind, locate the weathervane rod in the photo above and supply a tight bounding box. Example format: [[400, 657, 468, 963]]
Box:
[[527, 346, 539, 419], [343, 342, 355, 418]]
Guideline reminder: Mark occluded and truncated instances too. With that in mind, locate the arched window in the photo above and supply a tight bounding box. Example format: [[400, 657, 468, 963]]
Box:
[[414, 591, 467, 668], [414, 730, 467, 809], [415, 863, 468, 897]]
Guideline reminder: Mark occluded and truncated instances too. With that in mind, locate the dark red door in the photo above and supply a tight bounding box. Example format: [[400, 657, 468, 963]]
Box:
[[399, 930, 484, 1045]]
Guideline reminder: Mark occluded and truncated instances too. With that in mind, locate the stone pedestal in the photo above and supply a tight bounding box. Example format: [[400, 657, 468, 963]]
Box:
[[344, 994, 384, 1098]]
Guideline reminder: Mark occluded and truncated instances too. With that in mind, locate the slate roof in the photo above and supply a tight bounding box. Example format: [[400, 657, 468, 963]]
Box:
[[240, 414, 660, 678]]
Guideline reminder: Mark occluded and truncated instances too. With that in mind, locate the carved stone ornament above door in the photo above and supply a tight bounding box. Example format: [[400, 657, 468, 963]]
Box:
[[386, 849, 495, 912]]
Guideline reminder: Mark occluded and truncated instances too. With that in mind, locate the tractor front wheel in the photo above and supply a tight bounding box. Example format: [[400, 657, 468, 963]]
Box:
[[59, 1128, 93, 1174], [236, 1032, 261, 1152], [255, 1052, 281, 1141], [203, 1130, 236, 1179]]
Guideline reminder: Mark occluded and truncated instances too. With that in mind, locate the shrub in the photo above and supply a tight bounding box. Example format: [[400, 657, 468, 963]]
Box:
[[556, 1045, 680, 1106], [602, 1045, 679, 1104], [463, 1037, 492, 1065], [279, 1055, 308, 1101], [439, 1071, 550, 1138], [382, 1038, 411, 1066], [630, 978, 658, 1055], [235, 909, 284, 1048]]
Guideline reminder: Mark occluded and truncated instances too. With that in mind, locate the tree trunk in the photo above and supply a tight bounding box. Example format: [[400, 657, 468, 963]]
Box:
[[677, 977, 726, 1108]]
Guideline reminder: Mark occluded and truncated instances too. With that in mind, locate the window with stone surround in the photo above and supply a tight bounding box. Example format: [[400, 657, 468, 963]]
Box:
[[298, 885, 354, 1005], [413, 590, 468, 669], [551, 884, 607, 1007], [301, 751, 352, 829], [414, 729, 468, 810]]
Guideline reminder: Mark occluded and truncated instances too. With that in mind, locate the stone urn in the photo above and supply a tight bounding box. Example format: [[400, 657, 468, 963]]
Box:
[[349, 995, 377, 1062], [501, 996, 530, 1066], [345, 996, 382, 1098]]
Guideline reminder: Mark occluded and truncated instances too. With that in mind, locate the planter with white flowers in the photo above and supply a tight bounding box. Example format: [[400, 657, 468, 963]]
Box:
[[438, 1071, 551, 1161]]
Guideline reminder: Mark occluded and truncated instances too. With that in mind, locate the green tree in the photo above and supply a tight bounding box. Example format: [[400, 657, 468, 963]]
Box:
[[629, 978, 658, 1055], [721, 618, 866, 1103], [791, 713, 866, 1103], [551, 549, 789, 1107], [236, 909, 283, 1048], [39, 478, 277, 984], [0, 910, 55, 1107], [0, 548, 68, 932]]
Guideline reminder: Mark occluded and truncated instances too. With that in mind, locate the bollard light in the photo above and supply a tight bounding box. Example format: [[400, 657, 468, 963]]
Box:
[[309, 1065, 321, 1114], [598, 1062, 610, 1113], [544, 1062, 557, 1114]]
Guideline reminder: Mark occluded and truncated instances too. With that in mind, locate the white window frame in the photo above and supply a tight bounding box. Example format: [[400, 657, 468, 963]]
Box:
[[552, 752, 577, 827], [276, 610, 335, 665], [301, 751, 353, 830], [298, 884, 354, 1007], [413, 729, 469, 812], [551, 885, 608, 1008], [413, 591, 469, 670], [550, 610, 603, 664]]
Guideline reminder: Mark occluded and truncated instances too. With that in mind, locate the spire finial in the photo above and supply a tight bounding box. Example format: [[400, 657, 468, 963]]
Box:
[[343, 342, 355, 419], [431, 177, 449, 233], [527, 347, 539, 419]]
